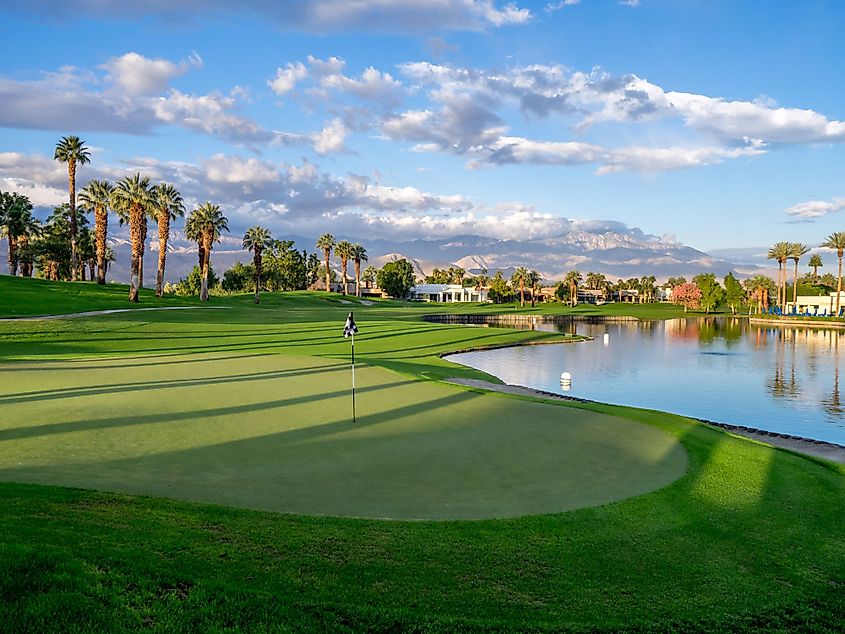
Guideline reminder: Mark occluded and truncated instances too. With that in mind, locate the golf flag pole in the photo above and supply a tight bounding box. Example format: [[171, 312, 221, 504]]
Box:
[[343, 312, 358, 422]]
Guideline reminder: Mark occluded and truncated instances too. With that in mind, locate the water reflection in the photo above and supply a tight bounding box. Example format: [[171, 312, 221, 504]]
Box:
[[448, 317, 845, 445]]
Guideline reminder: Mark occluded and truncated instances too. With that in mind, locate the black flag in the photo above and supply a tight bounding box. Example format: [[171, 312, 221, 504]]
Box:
[[343, 312, 358, 338]]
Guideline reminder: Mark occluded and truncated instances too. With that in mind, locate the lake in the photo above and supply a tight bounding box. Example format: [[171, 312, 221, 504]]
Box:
[[446, 317, 845, 446]]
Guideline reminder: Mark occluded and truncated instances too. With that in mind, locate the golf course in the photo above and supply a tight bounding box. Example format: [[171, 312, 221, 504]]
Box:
[[2, 276, 844, 632]]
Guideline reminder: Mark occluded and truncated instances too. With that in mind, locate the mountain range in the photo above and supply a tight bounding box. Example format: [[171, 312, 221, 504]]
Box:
[[0, 227, 768, 287]]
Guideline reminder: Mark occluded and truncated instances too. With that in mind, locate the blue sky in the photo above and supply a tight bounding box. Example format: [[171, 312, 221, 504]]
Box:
[[1, 0, 844, 258]]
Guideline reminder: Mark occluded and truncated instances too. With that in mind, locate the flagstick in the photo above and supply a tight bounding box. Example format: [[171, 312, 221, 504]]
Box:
[[351, 331, 356, 423]]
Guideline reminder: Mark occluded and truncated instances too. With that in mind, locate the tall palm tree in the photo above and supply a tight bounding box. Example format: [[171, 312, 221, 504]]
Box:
[[243, 226, 273, 304], [788, 243, 810, 307], [565, 270, 583, 307], [77, 179, 113, 284], [512, 267, 529, 306], [150, 183, 185, 296], [767, 241, 791, 312], [822, 232, 845, 316], [112, 174, 152, 302], [335, 240, 354, 295], [808, 253, 823, 284], [527, 270, 541, 308], [351, 243, 368, 297], [54, 135, 91, 281], [316, 233, 335, 292], [185, 203, 228, 301]]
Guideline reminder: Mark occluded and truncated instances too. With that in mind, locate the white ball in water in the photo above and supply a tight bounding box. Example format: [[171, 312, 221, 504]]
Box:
[[560, 372, 572, 382]]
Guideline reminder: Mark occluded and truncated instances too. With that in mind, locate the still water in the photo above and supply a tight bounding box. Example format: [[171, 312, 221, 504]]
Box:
[[447, 318, 845, 446]]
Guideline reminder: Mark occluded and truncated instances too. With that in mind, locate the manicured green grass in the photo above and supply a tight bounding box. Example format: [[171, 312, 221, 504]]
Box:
[[0, 277, 843, 632], [0, 275, 201, 317]]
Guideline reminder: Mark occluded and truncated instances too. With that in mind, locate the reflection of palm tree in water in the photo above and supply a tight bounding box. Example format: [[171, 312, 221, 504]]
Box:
[[822, 337, 843, 418], [766, 329, 800, 399]]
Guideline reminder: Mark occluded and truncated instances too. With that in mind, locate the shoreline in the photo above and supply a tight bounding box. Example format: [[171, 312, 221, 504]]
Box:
[[445, 377, 845, 465], [750, 316, 845, 329]]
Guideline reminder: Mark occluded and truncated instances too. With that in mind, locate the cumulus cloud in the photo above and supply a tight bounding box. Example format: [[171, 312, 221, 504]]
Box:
[[101, 51, 202, 95], [8, 1, 531, 33], [785, 197, 845, 219], [267, 62, 308, 95]]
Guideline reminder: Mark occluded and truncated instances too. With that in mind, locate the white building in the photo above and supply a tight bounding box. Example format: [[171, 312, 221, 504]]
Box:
[[408, 284, 489, 303], [787, 292, 845, 316]]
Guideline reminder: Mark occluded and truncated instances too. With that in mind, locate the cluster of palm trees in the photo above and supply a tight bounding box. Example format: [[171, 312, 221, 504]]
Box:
[[315, 234, 368, 296], [768, 235, 845, 315], [49, 135, 234, 302]]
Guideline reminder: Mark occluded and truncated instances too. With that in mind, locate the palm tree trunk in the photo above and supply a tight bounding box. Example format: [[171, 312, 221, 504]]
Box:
[[519, 280, 524, 307], [68, 160, 78, 281], [355, 260, 361, 297], [95, 207, 107, 284], [139, 216, 147, 290], [200, 234, 211, 301], [341, 258, 348, 295], [254, 249, 261, 304], [89, 260, 95, 280], [156, 213, 169, 296], [837, 253, 843, 316], [128, 203, 142, 302], [324, 250, 331, 292], [7, 235, 17, 276], [792, 259, 799, 307]]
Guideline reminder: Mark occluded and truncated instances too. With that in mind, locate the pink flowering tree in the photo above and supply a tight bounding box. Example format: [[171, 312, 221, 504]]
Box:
[[672, 283, 702, 313]]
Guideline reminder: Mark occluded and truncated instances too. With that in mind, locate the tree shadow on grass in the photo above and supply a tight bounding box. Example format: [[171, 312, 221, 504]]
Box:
[[0, 375, 414, 443], [0, 362, 348, 404]]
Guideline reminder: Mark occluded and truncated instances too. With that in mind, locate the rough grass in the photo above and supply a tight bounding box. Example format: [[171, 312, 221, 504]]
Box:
[[0, 277, 843, 632]]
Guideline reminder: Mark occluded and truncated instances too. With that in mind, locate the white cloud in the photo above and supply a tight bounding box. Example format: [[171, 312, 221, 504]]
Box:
[[545, 0, 580, 12], [785, 197, 845, 219], [314, 118, 350, 154], [101, 51, 202, 95], [268, 62, 308, 95]]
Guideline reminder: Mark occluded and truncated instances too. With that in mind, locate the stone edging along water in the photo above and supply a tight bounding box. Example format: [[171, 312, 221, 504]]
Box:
[[444, 378, 845, 465], [750, 316, 845, 329]]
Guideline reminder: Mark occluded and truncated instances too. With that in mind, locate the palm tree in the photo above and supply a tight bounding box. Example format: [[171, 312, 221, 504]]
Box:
[[1, 193, 39, 276], [351, 243, 368, 297], [788, 243, 810, 307], [767, 241, 791, 312], [77, 179, 113, 284], [185, 203, 228, 301], [565, 270, 583, 307], [527, 270, 541, 308], [808, 253, 823, 284], [149, 183, 185, 296], [243, 226, 273, 304], [54, 135, 91, 281], [316, 233, 335, 292], [335, 240, 354, 295], [363, 265, 377, 289], [512, 267, 529, 306], [112, 174, 151, 302], [822, 232, 845, 316]]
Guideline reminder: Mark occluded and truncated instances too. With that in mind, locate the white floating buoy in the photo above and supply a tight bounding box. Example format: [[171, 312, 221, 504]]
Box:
[[560, 371, 572, 383], [603, 333, 610, 344]]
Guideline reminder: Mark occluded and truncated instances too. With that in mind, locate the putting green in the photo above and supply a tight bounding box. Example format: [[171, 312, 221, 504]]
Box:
[[0, 352, 687, 519]]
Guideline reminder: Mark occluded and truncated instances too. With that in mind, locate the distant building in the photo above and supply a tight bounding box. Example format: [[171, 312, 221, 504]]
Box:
[[408, 284, 489, 303]]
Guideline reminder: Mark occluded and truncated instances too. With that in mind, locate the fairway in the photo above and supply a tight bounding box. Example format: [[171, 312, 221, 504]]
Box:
[[0, 351, 686, 519]]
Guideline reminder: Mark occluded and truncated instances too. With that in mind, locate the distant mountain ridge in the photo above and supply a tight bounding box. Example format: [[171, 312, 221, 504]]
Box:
[[0, 229, 765, 287]]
